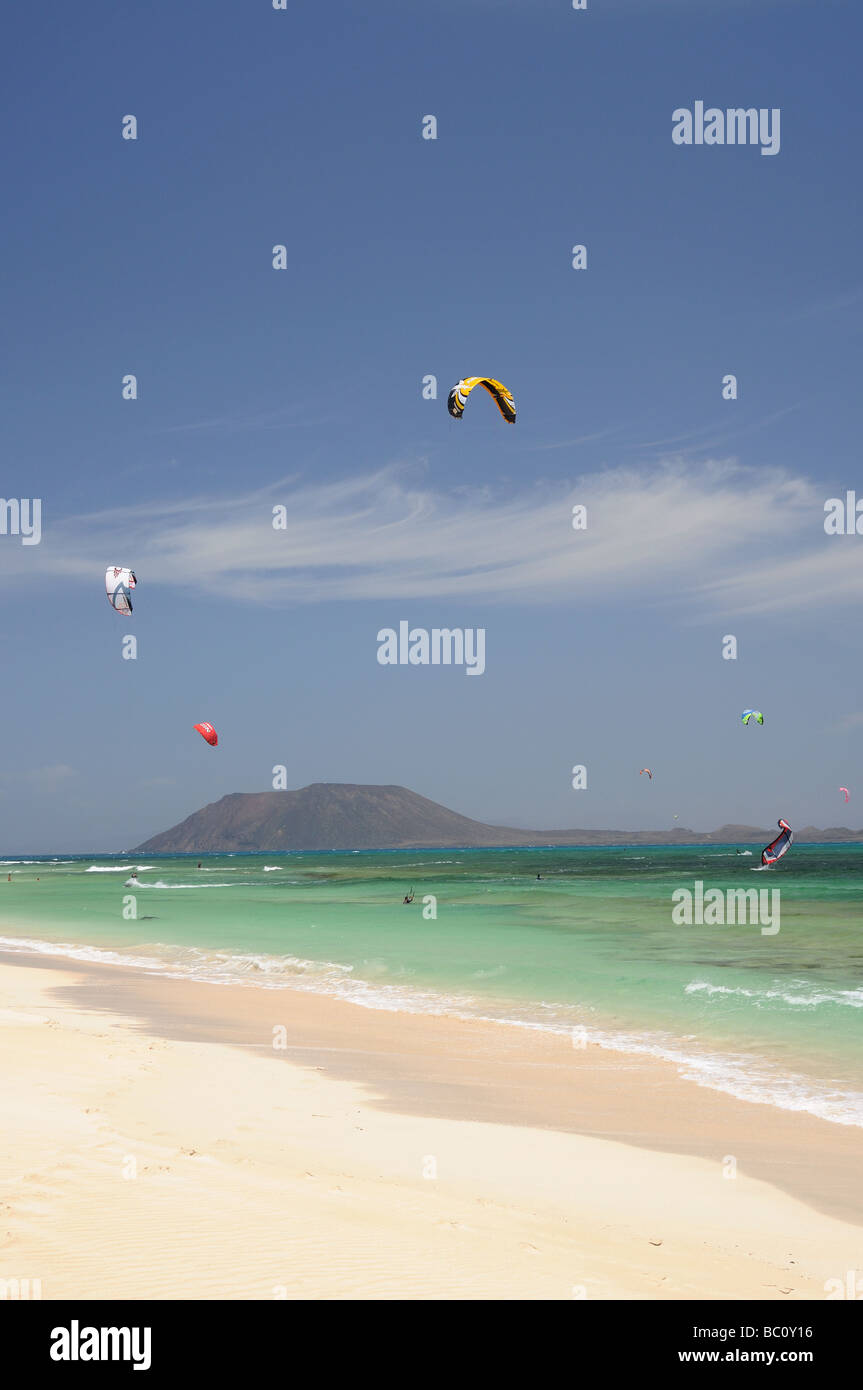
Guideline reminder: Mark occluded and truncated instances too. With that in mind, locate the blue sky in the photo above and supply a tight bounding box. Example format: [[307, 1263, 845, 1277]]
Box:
[[1, 0, 861, 850]]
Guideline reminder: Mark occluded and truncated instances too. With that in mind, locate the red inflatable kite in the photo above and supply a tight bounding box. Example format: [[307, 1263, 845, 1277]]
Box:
[[193, 722, 218, 746]]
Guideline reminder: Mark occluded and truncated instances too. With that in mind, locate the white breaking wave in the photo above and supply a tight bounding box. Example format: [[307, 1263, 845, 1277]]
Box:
[[90, 865, 154, 874], [130, 881, 238, 889], [686, 979, 863, 1009]]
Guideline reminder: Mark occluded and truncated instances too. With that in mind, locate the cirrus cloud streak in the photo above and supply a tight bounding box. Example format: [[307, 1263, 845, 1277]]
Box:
[[0, 460, 852, 617]]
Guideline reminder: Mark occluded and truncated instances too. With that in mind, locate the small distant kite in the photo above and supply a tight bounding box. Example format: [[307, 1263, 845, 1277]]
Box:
[[761, 818, 792, 867], [741, 710, 764, 725], [105, 566, 137, 615], [639, 768, 653, 780], [840, 787, 850, 803], [193, 722, 218, 747], [447, 377, 516, 424]]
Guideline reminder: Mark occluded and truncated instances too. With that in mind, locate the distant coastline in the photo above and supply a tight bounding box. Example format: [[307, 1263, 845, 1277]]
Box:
[[131, 782, 863, 855]]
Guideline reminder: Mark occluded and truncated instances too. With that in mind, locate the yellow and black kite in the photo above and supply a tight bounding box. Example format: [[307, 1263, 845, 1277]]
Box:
[[447, 376, 516, 424]]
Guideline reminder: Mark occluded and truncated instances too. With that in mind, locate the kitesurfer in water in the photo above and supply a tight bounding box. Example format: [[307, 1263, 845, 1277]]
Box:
[[403, 889, 414, 904]]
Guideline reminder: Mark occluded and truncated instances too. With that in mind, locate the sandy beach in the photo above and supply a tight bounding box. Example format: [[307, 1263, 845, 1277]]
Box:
[[0, 951, 861, 1301]]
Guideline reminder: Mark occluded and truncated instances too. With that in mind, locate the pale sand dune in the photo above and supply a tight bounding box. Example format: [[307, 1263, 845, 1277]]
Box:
[[0, 957, 861, 1301]]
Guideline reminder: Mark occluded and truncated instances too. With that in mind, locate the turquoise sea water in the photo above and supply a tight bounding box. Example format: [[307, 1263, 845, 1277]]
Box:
[[1, 845, 861, 1126]]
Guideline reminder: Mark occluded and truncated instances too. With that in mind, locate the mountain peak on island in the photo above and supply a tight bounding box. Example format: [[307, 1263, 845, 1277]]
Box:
[[132, 784, 863, 854], [134, 783, 497, 853]]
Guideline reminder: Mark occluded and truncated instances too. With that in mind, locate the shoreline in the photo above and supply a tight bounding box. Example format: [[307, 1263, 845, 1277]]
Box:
[[1, 925, 861, 1136], [0, 947, 862, 1298], [4, 947, 863, 1227], [1, 950, 861, 1295], [2, 949, 862, 1300]]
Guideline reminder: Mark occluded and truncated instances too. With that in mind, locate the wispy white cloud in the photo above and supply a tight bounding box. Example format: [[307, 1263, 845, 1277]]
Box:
[[0, 460, 854, 617]]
